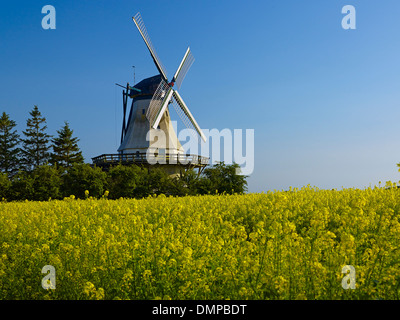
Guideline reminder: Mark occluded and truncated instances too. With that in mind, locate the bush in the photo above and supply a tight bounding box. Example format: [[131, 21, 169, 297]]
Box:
[[0, 172, 11, 200], [202, 162, 248, 194], [62, 163, 107, 199], [30, 164, 62, 201], [107, 164, 144, 199], [172, 169, 205, 196], [0, 161, 249, 201], [8, 164, 62, 201], [134, 167, 172, 198], [9, 170, 34, 201]]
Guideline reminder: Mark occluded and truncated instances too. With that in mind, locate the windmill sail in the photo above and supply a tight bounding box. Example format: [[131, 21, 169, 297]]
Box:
[[173, 47, 195, 90], [132, 13, 168, 81], [132, 13, 205, 144], [172, 90, 206, 142], [147, 79, 173, 128]]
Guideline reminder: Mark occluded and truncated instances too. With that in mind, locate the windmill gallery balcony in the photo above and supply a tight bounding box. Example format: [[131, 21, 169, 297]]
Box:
[[92, 152, 209, 171]]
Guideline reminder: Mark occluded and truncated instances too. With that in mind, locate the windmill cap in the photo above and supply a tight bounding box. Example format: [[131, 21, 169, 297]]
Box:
[[129, 74, 162, 99]]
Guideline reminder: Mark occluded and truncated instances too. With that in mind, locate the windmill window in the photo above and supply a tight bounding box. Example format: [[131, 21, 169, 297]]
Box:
[[142, 109, 145, 115], [157, 125, 160, 129]]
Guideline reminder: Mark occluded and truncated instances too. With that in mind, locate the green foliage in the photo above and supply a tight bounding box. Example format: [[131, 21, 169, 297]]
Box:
[[9, 170, 34, 201], [62, 163, 107, 199], [0, 108, 249, 201], [0, 112, 20, 176], [0, 172, 11, 199], [0, 161, 249, 201], [133, 167, 172, 198], [169, 172, 194, 197], [51, 121, 84, 168], [145, 167, 173, 196], [202, 162, 248, 194], [21, 106, 52, 170], [107, 164, 144, 199], [193, 175, 213, 195], [171, 169, 208, 196], [7, 165, 61, 201], [30, 164, 62, 201]]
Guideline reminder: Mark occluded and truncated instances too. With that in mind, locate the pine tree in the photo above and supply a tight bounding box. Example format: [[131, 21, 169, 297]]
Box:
[[21, 105, 52, 170], [0, 112, 20, 176], [51, 121, 84, 168]]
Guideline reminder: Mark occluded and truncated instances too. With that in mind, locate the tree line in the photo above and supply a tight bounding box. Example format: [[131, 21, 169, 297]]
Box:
[[0, 106, 247, 201]]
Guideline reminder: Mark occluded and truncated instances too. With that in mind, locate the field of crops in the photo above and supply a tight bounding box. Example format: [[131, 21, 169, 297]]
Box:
[[1, 185, 400, 300]]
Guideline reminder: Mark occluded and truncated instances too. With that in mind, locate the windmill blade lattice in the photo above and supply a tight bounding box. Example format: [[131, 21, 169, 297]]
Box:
[[147, 79, 173, 128], [171, 99, 198, 141], [172, 90, 206, 142], [173, 47, 195, 90], [132, 12, 168, 80], [133, 12, 206, 142]]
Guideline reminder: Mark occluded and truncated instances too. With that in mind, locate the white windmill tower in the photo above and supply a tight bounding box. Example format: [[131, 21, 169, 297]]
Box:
[[93, 13, 208, 176]]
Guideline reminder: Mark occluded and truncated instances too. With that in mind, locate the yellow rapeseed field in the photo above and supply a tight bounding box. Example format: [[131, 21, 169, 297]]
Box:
[[1, 184, 400, 300]]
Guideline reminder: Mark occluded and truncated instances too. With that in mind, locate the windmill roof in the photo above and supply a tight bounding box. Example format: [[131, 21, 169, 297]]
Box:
[[129, 74, 162, 99]]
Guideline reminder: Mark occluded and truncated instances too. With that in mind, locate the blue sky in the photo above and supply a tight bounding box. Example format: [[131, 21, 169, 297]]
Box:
[[1, 0, 400, 193]]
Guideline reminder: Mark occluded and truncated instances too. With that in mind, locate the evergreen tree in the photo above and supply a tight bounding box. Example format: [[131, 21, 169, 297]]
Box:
[[0, 112, 20, 176], [51, 121, 84, 168], [21, 105, 52, 170]]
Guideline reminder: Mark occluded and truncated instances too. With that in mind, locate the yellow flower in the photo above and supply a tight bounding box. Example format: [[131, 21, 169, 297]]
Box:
[[1, 186, 400, 300], [143, 270, 152, 278], [239, 287, 248, 297]]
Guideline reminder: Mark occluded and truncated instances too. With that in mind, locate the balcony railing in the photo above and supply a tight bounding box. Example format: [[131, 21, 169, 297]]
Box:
[[92, 152, 209, 167]]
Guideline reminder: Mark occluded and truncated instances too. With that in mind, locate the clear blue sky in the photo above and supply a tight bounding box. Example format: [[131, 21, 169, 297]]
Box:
[[1, 0, 400, 193]]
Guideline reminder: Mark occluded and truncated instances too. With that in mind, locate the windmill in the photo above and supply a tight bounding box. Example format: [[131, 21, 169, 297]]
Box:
[[92, 12, 208, 175]]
